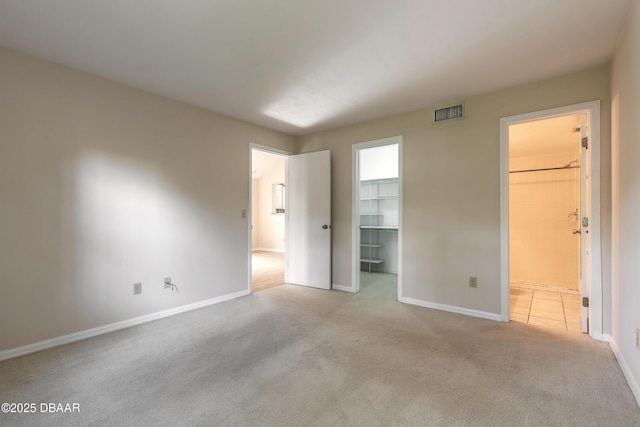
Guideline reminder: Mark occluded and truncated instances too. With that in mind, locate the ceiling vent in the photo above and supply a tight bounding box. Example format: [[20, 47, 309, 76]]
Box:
[[433, 103, 464, 124]]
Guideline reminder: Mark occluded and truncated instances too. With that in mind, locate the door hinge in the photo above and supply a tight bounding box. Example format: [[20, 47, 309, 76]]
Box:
[[582, 217, 589, 227], [582, 136, 588, 149], [582, 297, 589, 308]]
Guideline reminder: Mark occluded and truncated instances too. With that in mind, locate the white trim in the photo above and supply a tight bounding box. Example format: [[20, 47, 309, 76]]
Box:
[[248, 142, 292, 294], [249, 142, 292, 157], [252, 248, 285, 253], [399, 297, 502, 322], [610, 338, 640, 407], [499, 118, 510, 322], [332, 284, 356, 293], [0, 290, 249, 362], [351, 136, 403, 297], [499, 101, 604, 337]]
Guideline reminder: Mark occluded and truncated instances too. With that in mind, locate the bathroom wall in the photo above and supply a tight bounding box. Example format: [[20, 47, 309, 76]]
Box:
[[256, 157, 286, 252], [509, 152, 581, 290], [252, 179, 259, 249]]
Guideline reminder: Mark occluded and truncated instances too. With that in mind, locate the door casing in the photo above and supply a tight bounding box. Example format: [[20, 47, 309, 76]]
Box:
[[248, 143, 291, 293], [351, 135, 403, 297], [499, 101, 605, 340]]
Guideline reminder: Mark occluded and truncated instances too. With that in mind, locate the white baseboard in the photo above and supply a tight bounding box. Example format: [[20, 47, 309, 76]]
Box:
[[610, 338, 640, 407], [0, 289, 249, 362], [332, 284, 355, 293], [252, 248, 284, 253], [399, 297, 502, 322]]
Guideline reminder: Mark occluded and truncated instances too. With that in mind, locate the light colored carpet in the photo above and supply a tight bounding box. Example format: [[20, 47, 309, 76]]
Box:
[[1, 279, 639, 426]]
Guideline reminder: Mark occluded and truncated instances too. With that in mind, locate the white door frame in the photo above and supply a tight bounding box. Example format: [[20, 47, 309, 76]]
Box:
[[499, 101, 604, 340], [248, 142, 292, 293], [351, 135, 403, 298]]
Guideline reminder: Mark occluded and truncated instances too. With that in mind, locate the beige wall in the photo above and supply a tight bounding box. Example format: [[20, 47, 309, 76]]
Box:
[[257, 158, 286, 251], [611, 0, 640, 401], [0, 46, 295, 351], [297, 65, 611, 317], [509, 152, 580, 290]]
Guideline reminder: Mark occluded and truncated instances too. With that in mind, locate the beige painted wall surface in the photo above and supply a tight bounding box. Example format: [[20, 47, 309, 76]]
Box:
[[611, 0, 640, 401], [257, 157, 285, 251], [0, 46, 295, 351], [298, 65, 611, 317]]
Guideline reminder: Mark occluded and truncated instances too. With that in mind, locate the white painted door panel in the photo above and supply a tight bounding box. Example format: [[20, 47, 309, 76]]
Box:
[[287, 150, 331, 289]]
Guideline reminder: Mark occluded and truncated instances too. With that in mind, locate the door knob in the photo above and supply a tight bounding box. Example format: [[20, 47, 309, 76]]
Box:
[[322, 224, 329, 229], [572, 229, 581, 235]]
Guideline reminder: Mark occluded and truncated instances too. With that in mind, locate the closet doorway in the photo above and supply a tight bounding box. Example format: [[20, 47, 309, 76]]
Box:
[[250, 147, 287, 292], [351, 136, 402, 298]]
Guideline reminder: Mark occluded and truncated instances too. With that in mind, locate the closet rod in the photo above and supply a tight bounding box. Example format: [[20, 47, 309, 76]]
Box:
[[509, 165, 579, 174]]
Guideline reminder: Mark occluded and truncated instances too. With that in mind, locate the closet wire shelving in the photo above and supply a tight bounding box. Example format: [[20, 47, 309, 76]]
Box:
[[360, 178, 398, 272]]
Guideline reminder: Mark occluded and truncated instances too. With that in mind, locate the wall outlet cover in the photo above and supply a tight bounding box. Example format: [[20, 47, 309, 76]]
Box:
[[164, 277, 172, 289], [636, 328, 639, 350], [133, 282, 142, 295], [469, 276, 478, 288]]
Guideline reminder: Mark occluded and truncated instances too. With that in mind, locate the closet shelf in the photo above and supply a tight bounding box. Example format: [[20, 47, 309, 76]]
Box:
[[360, 258, 385, 264], [360, 195, 398, 200], [360, 177, 398, 273]]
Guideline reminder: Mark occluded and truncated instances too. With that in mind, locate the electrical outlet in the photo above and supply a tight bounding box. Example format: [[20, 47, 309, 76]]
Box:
[[241, 209, 247, 219], [164, 277, 172, 289], [636, 328, 639, 350], [469, 276, 478, 288], [133, 282, 142, 295]]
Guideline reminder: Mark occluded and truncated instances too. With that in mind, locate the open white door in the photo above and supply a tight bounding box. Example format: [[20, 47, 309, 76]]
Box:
[[579, 114, 589, 333], [287, 150, 331, 289]]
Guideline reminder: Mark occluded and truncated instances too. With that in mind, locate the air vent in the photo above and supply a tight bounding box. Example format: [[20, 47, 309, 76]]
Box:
[[433, 103, 464, 124]]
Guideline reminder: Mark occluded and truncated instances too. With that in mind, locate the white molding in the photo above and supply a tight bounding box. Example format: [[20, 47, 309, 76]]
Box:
[[332, 284, 356, 293], [252, 248, 285, 253], [610, 338, 640, 407], [351, 136, 403, 296], [499, 101, 604, 337], [399, 297, 502, 322], [351, 143, 360, 293], [0, 290, 249, 362], [499, 117, 510, 322]]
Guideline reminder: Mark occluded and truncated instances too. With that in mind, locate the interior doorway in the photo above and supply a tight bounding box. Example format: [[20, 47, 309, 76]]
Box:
[[352, 136, 402, 298], [500, 101, 603, 339], [508, 114, 584, 332], [250, 147, 287, 293]]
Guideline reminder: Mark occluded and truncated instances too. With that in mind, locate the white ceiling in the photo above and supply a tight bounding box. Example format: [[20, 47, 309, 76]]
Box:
[[252, 149, 285, 179], [0, 1, 631, 136], [509, 114, 581, 159]]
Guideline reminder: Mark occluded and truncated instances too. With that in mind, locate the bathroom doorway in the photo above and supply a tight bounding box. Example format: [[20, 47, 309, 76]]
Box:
[[501, 101, 603, 339], [250, 147, 287, 292], [508, 114, 584, 332]]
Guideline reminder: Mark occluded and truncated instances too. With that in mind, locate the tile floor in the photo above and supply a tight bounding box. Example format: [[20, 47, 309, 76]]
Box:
[[510, 284, 583, 333]]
